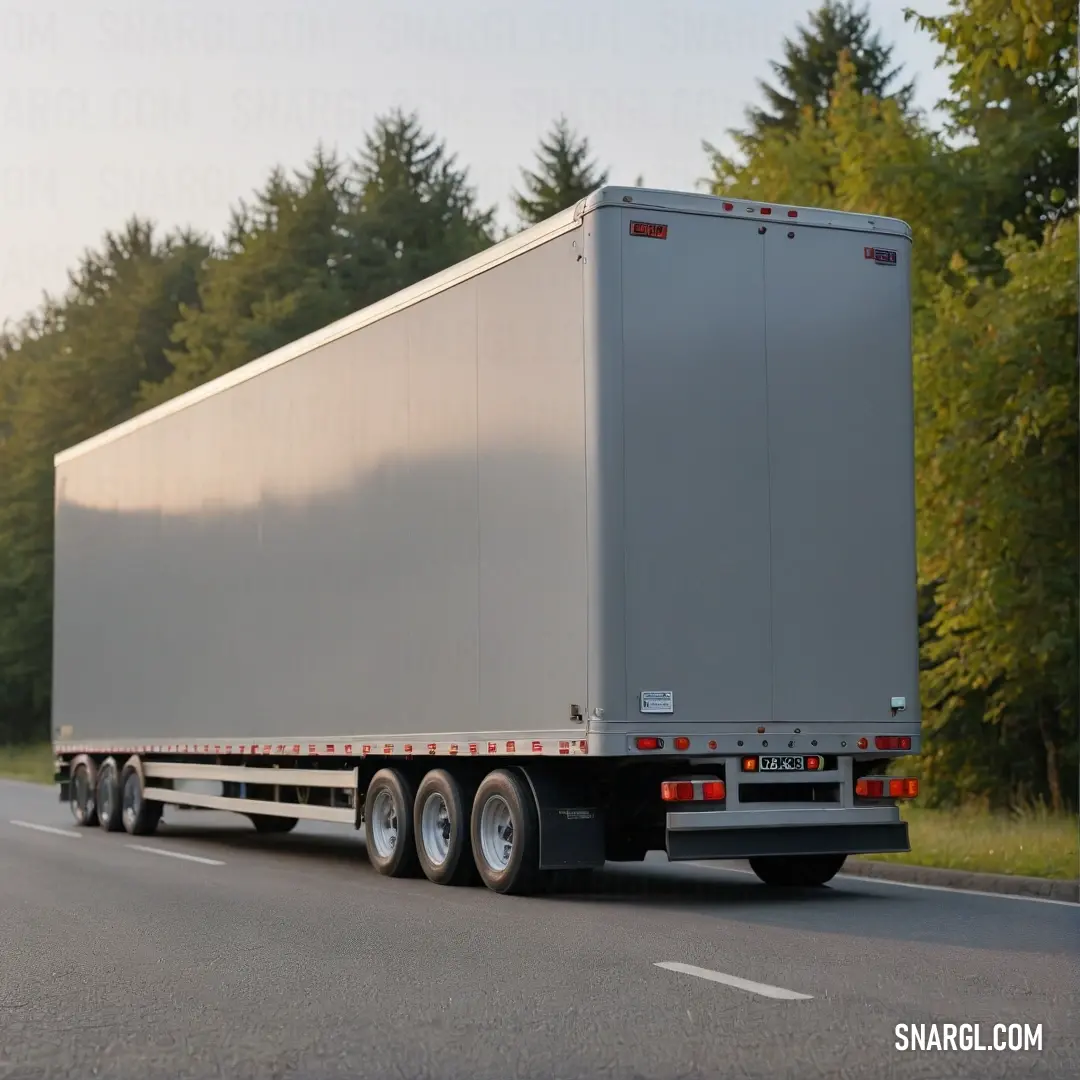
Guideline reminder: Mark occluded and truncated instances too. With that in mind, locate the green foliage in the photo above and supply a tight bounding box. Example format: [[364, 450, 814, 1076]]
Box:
[[915, 223, 1078, 809], [907, 0, 1078, 253], [513, 116, 608, 226]]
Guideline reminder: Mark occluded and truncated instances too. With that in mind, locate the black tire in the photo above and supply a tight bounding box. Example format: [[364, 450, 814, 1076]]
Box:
[[248, 814, 299, 834], [120, 763, 162, 836], [96, 758, 123, 833], [413, 769, 477, 886], [749, 853, 847, 887], [69, 761, 98, 827], [363, 768, 420, 878], [470, 769, 540, 895]]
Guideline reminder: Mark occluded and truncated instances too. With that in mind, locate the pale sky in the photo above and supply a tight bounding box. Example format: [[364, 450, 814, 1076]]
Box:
[[0, 0, 951, 326]]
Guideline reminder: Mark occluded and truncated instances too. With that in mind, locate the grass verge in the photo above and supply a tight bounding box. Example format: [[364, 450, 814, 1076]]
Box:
[[862, 803, 1079, 880], [0, 742, 55, 785]]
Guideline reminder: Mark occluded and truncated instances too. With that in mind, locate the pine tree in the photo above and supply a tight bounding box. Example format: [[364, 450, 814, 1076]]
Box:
[[513, 117, 608, 226], [352, 109, 496, 297], [746, 1, 914, 138]]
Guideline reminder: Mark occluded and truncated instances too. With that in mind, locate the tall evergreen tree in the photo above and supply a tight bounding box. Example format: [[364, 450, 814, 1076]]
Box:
[[746, 1, 914, 138], [140, 147, 356, 407], [353, 110, 496, 296], [513, 116, 608, 226]]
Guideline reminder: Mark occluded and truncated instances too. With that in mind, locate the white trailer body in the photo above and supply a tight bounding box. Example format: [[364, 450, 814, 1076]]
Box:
[[53, 187, 922, 893]]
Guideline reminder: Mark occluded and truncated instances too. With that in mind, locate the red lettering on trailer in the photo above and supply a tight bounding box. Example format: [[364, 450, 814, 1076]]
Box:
[[225, 745, 233, 754], [362, 745, 371, 756], [469, 743, 478, 755], [326, 744, 335, 754], [532, 741, 543, 753], [275, 744, 285, 755], [579, 740, 588, 754], [382, 744, 393, 755], [344, 743, 353, 755], [629, 220, 669, 239], [307, 743, 316, 755], [506, 741, 516, 752], [427, 743, 437, 755], [449, 744, 459, 756], [262, 745, 272, 755], [292, 744, 301, 755], [559, 741, 570, 755], [488, 742, 497, 754]]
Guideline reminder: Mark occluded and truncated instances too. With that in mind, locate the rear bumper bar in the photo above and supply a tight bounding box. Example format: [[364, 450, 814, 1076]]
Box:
[[665, 805, 910, 861]]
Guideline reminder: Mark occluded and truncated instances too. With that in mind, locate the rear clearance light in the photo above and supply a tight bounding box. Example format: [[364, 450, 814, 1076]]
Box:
[[661, 779, 726, 802], [805, 756, 822, 771], [787, 210, 798, 218], [875, 736, 912, 750], [760, 207, 772, 215], [722, 202, 734, 211], [673, 737, 690, 752], [635, 736, 664, 751], [856, 777, 919, 799]]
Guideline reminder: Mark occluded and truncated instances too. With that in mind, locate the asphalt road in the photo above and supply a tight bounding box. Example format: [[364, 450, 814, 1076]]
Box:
[[1, 779, 1076, 1080]]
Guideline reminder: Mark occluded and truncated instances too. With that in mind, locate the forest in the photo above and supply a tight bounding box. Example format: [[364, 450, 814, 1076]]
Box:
[[0, 0, 1075, 811]]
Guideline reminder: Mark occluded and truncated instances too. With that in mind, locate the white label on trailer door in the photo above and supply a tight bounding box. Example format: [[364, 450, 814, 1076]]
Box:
[[640, 691, 674, 714]]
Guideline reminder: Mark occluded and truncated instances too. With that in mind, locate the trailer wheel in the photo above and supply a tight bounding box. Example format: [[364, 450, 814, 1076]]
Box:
[[119, 763, 162, 836], [749, 853, 847, 887], [413, 769, 476, 886], [363, 769, 420, 878], [96, 758, 123, 833], [470, 769, 540, 895], [248, 815, 299, 834], [69, 761, 98, 827]]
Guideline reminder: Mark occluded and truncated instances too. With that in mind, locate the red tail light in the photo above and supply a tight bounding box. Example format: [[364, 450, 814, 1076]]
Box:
[[701, 781, 726, 801], [856, 776, 919, 800], [661, 781, 694, 802], [635, 737, 662, 751]]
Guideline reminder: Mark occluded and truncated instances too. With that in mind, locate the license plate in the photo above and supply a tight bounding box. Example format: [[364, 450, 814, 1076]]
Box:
[[758, 755, 806, 771]]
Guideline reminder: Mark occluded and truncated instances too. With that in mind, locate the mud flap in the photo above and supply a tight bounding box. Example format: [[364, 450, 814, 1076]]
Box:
[[517, 764, 606, 870]]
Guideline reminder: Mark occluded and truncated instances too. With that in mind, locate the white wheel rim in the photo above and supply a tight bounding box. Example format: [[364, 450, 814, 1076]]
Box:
[[369, 789, 399, 858], [478, 794, 514, 872], [420, 792, 452, 866]]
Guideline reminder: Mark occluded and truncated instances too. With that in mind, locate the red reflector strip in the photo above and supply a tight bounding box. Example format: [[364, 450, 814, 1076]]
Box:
[[635, 737, 662, 751], [875, 736, 912, 750]]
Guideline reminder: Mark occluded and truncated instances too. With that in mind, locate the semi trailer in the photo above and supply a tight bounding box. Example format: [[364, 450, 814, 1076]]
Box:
[[52, 186, 922, 895]]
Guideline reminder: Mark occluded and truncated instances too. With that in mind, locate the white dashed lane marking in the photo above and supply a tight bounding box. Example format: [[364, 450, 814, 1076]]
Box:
[[126, 844, 225, 866], [655, 961, 813, 1001], [9, 820, 82, 839]]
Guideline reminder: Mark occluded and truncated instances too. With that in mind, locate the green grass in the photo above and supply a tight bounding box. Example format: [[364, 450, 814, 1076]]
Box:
[[862, 802, 1079, 880], [0, 742, 56, 785]]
